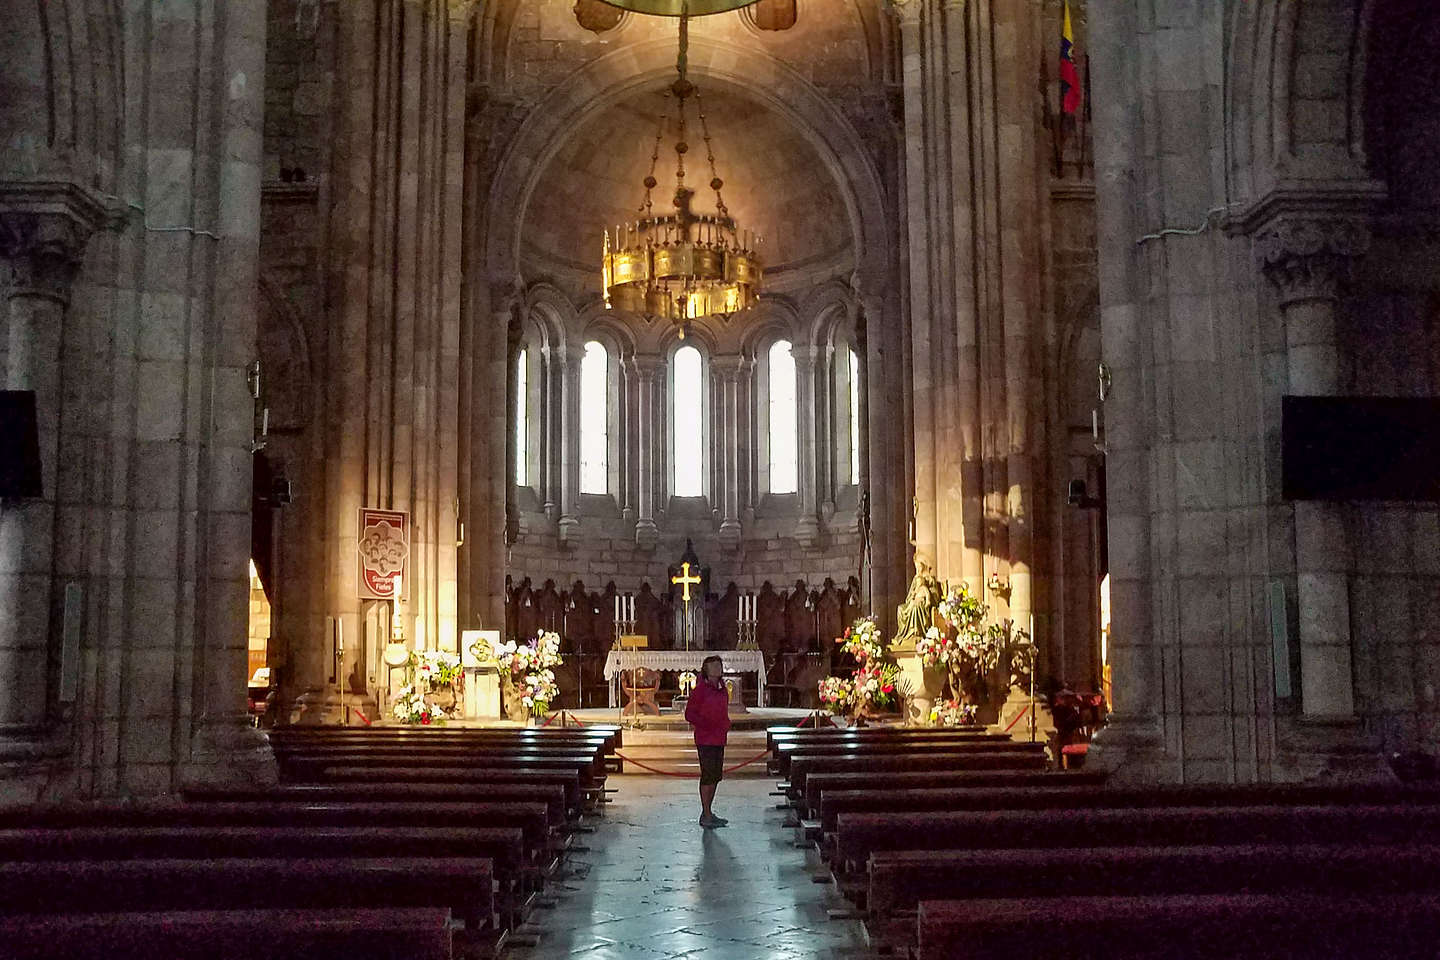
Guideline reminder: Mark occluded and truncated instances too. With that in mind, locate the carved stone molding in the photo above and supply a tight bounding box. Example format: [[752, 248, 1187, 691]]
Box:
[[1254, 217, 1371, 307], [0, 182, 108, 306]]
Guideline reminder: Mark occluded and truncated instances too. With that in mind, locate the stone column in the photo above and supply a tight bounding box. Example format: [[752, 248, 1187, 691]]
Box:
[[557, 345, 581, 544], [793, 343, 822, 546], [1256, 215, 1370, 722], [503, 303, 522, 545], [632, 355, 662, 549], [1085, 0, 1162, 773], [0, 192, 101, 744], [892, 0, 937, 569], [715, 355, 744, 548]]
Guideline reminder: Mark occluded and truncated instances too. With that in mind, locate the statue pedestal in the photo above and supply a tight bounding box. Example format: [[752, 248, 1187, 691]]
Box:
[[464, 664, 502, 720], [892, 641, 947, 726]]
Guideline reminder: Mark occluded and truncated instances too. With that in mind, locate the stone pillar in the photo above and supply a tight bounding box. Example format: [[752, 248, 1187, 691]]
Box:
[[557, 345, 581, 544], [793, 344, 822, 546], [892, 0, 937, 570], [1256, 215, 1370, 722], [0, 192, 101, 743], [1084, 0, 1163, 775], [715, 354, 744, 549], [632, 355, 662, 549], [503, 303, 522, 545]]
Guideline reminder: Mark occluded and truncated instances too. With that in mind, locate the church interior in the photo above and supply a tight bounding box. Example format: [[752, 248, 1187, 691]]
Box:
[[4, 0, 1440, 956]]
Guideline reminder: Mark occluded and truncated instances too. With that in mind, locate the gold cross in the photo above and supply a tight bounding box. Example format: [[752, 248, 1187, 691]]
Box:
[[671, 561, 702, 603]]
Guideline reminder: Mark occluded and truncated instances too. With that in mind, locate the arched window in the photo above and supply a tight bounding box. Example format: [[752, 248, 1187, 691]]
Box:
[[515, 347, 529, 486], [580, 340, 608, 494], [768, 340, 798, 494], [848, 347, 860, 485], [672, 345, 704, 496]]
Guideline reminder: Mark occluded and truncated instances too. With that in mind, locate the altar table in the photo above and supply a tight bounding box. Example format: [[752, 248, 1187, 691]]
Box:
[[603, 649, 768, 708]]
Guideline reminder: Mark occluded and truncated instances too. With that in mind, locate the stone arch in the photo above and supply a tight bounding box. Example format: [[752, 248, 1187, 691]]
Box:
[[524, 282, 577, 352], [486, 36, 891, 292], [1227, 0, 1374, 196], [739, 298, 803, 360], [801, 279, 859, 350], [258, 274, 315, 432]]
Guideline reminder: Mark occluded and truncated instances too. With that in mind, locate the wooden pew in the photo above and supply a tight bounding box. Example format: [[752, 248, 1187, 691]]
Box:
[[0, 907, 454, 960], [310, 766, 587, 811], [915, 892, 1440, 960], [270, 727, 619, 756], [800, 769, 1104, 819], [833, 803, 1440, 871], [185, 781, 570, 825], [280, 752, 603, 788], [0, 857, 495, 932], [787, 751, 1049, 801], [816, 780, 1440, 837], [766, 726, 1016, 753], [272, 743, 607, 776], [0, 801, 554, 851], [773, 739, 1047, 777], [0, 825, 533, 931], [870, 842, 1440, 919]]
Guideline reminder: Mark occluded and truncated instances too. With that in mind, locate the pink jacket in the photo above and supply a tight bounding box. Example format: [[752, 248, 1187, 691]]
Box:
[[685, 679, 731, 746]]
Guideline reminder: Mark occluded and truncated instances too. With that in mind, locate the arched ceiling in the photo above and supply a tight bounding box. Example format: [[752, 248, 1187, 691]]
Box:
[[519, 83, 855, 294]]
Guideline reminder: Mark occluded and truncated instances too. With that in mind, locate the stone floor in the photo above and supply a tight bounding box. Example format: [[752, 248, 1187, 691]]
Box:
[[509, 775, 870, 960]]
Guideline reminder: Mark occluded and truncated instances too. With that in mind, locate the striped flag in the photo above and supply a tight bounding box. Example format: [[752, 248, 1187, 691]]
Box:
[[1059, 0, 1082, 116]]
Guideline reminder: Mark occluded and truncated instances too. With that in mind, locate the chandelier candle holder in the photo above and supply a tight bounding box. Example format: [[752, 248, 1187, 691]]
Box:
[[602, 10, 762, 337]]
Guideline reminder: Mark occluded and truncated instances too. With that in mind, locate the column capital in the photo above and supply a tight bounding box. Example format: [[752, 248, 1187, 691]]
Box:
[[631, 354, 665, 379], [1255, 216, 1371, 308], [888, 0, 923, 26], [0, 182, 109, 306], [789, 344, 821, 366], [713, 353, 747, 381]]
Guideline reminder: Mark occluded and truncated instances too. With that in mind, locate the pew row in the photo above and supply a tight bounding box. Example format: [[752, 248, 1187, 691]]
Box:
[[0, 908, 454, 960], [916, 893, 1440, 960]]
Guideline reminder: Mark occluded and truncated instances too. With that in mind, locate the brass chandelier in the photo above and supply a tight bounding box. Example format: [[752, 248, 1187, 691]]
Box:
[[602, 11, 762, 336]]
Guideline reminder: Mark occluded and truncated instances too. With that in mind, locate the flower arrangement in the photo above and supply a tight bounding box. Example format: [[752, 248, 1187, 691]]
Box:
[[853, 659, 900, 710], [473, 630, 565, 720], [521, 669, 559, 716], [678, 671, 698, 696], [817, 675, 855, 711], [413, 649, 462, 689], [837, 615, 887, 662], [929, 698, 978, 727], [392, 684, 446, 724]]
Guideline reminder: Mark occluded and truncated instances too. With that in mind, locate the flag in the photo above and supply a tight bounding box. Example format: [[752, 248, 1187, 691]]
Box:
[[1059, 0, 1082, 116]]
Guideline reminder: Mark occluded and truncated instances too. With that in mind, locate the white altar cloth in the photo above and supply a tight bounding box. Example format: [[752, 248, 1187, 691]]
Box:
[[603, 649, 768, 708]]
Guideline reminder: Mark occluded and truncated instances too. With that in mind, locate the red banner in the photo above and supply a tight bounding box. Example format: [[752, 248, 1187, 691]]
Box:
[[357, 508, 409, 600]]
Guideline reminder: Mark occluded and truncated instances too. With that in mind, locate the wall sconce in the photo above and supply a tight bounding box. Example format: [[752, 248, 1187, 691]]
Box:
[[987, 572, 1011, 596]]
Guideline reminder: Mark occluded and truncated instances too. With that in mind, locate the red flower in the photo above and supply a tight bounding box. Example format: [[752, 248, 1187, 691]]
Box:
[[421, 716, 431, 725], [883, 685, 894, 693]]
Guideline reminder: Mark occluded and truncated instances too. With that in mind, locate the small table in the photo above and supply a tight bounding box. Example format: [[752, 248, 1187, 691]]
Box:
[[603, 649, 768, 708]]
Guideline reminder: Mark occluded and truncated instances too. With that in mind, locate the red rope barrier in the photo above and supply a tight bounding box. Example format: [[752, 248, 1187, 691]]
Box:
[[608, 746, 772, 778], [1002, 702, 1033, 734]]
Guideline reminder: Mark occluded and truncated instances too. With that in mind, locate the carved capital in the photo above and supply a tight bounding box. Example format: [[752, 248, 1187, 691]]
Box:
[[631, 355, 665, 381], [889, 0, 923, 25], [1255, 217, 1371, 308], [0, 207, 98, 307]]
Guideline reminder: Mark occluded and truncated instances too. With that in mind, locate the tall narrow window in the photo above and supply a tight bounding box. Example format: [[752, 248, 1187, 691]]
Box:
[[515, 347, 529, 486], [849, 348, 860, 485], [768, 340, 798, 494], [673, 345, 703, 496], [580, 340, 608, 494]]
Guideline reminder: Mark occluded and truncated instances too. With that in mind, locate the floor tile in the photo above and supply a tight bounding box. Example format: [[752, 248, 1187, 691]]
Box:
[[508, 776, 867, 960]]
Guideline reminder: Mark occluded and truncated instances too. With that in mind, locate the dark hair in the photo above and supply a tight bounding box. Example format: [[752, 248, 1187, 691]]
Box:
[[701, 655, 723, 673]]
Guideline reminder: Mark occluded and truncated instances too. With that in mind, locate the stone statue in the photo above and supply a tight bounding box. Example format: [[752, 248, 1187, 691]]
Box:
[[894, 554, 941, 644]]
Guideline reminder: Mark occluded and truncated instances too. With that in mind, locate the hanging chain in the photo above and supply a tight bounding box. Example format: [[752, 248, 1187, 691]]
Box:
[[641, 106, 665, 219], [695, 91, 729, 220]]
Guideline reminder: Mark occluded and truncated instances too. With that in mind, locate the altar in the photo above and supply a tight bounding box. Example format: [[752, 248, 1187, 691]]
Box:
[[603, 649, 768, 708]]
